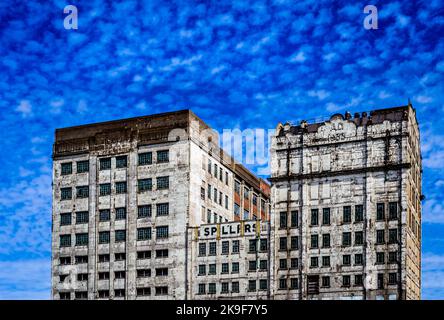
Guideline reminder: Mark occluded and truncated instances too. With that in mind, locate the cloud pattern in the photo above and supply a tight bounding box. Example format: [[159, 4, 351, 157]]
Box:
[[0, 0, 443, 299]]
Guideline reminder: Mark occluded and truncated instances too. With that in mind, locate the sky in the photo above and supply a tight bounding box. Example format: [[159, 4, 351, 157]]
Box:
[[0, 0, 443, 299]]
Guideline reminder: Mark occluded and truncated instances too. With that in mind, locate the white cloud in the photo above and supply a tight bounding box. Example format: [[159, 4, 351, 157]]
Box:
[[423, 198, 444, 224], [15, 100, 32, 117], [289, 51, 306, 63], [415, 95, 433, 104], [308, 90, 330, 101]]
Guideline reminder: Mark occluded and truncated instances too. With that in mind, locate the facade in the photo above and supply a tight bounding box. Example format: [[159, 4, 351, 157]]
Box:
[[51, 105, 422, 300], [51, 110, 270, 300], [270, 104, 422, 300]]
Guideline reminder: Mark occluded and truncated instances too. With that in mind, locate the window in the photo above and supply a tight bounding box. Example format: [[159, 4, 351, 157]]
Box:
[[290, 258, 298, 269], [214, 188, 218, 203], [322, 208, 330, 225], [221, 241, 229, 254], [376, 252, 385, 264], [77, 273, 88, 281], [377, 203, 385, 220], [155, 287, 168, 296], [209, 242, 216, 255], [279, 212, 287, 228], [322, 234, 330, 248], [156, 268, 168, 276], [115, 207, 126, 220], [311, 209, 319, 225], [355, 205, 364, 222], [342, 232, 351, 246], [355, 231, 364, 245], [198, 284, 206, 295], [322, 256, 330, 267], [310, 234, 318, 249], [198, 243, 206, 256], [98, 290, 109, 298], [244, 187, 249, 199], [388, 273, 397, 285], [234, 203, 240, 217], [116, 156, 127, 168], [355, 274, 363, 286], [156, 226, 169, 239], [355, 254, 363, 265], [249, 239, 257, 253], [290, 278, 299, 290], [343, 206, 352, 223], [279, 259, 287, 270], [76, 186, 89, 198], [99, 209, 110, 221], [201, 187, 205, 200], [259, 260, 267, 270], [198, 265, 206, 276], [137, 227, 151, 241], [342, 275, 351, 287], [376, 230, 385, 244], [75, 255, 88, 264], [60, 235, 71, 247], [59, 275, 68, 283], [115, 271, 125, 279], [156, 203, 169, 216], [98, 272, 109, 280], [208, 283, 216, 294], [76, 160, 89, 173], [389, 229, 398, 244], [291, 210, 299, 227], [343, 254, 351, 266], [291, 236, 299, 250], [60, 213, 71, 226], [232, 282, 239, 293], [75, 233, 88, 246], [156, 249, 168, 258], [243, 210, 249, 220], [99, 158, 111, 170], [232, 240, 239, 253], [219, 192, 222, 205], [278, 279, 287, 290], [60, 256, 71, 265], [234, 180, 240, 194], [114, 289, 125, 298], [61, 187, 72, 200], [260, 239, 268, 251], [138, 205, 152, 218], [115, 230, 126, 242], [377, 273, 384, 289], [321, 276, 330, 287], [59, 292, 71, 300], [214, 164, 218, 177], [76, 211, 88, 224], [279, 237, 287, 251], [138, 179, 152, 192], [221, 263, 229, 274], [219, 168, 223, 181], [310, 257, 318, 268], [225, 195, 229, 209], [157, 176, 169, 190], [61, 162, 72, 175], [115, 181, 127, 194], [98, 254, 110, 263], [389, 202, 398, 220], [99, 231, 110, 244], [75, 291, 87, 300], [259, 279, 268, 290], [388, 251, 397, 263], [137, 288, 151, 296], [225, 172, 229, 185], [138, 152, 152, 165], [248, 260, 257, 271], [99, 183, 111, 196], [209, 264, 216, 275], [115, 253, 125, 261], [248, 280, 256, 292], [208, 159, 212, 173], [232, 262, 239, 273], [157, 150, 169, 163], [137, 251, 151, 259]]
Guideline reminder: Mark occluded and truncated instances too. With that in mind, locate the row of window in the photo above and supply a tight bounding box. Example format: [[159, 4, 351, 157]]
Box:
[[197, 280, 269, 295], [203, 208, 229, 224], [60, 268, 168, 283], [277, 229, 398, 251], [59, 227, 169, 247], [201, 183, 229, 210], [59, 286, 168, 300], [205, 158, 229, 186], [301, 251, 398, 269], [60, 204, 170, 226], [197, 239, 268, 256], [60, 151, 169, 176], [59, 250, 168, 265]]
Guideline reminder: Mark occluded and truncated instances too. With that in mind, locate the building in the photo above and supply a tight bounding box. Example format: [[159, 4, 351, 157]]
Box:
[[51, 110, 270, 300], [270, 104, 422, 300]]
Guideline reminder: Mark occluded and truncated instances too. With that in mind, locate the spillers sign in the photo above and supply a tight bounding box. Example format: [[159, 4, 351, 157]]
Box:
[[195, 220, 266, 240]]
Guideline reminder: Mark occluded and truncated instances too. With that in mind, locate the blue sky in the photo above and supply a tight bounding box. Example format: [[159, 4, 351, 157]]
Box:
[[0, 0, 443, 299]]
